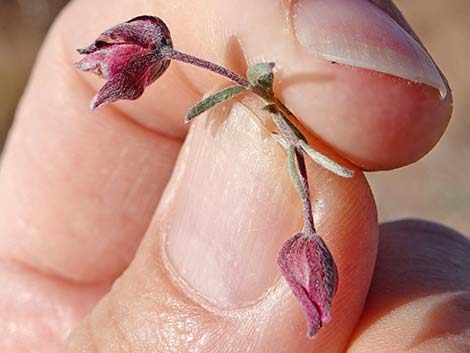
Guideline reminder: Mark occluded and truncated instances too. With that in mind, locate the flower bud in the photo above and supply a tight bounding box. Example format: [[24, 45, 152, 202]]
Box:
[[75, 16, 173, 109], [277, 231, 338, 337]]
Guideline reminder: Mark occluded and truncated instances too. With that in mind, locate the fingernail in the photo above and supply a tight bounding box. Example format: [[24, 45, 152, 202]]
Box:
[[294, 0, 447, 98], [164, 103, 301, 308]]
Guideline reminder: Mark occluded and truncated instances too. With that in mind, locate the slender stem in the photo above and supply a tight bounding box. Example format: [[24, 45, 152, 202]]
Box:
[[164, 48, 251, 89], [270, 109, 315, 233], [288, 145, 306, 199], [294, 147, 316, 235], [270, 110, 305, 145]]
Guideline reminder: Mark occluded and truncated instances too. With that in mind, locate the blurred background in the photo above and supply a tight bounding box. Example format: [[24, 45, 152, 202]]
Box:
[[0, 0, 469, 234]]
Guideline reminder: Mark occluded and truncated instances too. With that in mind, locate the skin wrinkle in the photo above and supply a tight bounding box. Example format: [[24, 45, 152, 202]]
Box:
[[107, 297, 132, 353], [0, 256, 112, 290], [85, 318, 101, 353], [0, 259, 107, 352]]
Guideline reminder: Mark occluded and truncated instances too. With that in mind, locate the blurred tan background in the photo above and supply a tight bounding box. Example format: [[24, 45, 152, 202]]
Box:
[[0, 0, 469, 234]]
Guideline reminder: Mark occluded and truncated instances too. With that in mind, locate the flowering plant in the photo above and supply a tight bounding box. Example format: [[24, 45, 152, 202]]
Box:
[[76, 15, 354, 338]]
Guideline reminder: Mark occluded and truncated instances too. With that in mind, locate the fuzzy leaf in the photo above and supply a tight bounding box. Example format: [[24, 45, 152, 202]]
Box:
[[185, 85, 246, 122], [299, 140, 354, 178], [247, 62, 275, 93]]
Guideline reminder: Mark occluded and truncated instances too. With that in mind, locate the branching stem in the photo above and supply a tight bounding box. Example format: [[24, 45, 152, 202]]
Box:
[[164, 47, 331, 233]]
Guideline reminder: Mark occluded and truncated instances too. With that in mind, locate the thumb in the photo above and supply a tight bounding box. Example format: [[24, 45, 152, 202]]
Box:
[[64, 102, 377, 352]]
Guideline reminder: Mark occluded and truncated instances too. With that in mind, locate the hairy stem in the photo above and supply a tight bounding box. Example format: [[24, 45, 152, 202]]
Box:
[[288, 145, 306, 199], [277, 111, 315, 234], [294, 146, 315, 234], [164, 48, 251, 88]]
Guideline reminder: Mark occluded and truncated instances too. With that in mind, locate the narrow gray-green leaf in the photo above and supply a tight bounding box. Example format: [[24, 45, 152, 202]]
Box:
[[247, 62, 275, 94], [185, 85, 246, 122], [299, 140, 354, 178]]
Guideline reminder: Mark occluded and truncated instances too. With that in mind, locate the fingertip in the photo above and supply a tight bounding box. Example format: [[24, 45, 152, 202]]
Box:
[[220, 0, 452, 170], [282, 64, 452, 170]]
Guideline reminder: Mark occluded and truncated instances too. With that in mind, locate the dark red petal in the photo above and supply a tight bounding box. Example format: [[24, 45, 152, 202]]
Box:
[[90, 72, 146, 110], [147, 57, 171, 85], [75, 44, 146, 80], [77, 16, 172, 56], [90, 52, 158, 109], [126, 15, 172, 48], [77, 41, 111, 55], [308, 235, 338, 322]]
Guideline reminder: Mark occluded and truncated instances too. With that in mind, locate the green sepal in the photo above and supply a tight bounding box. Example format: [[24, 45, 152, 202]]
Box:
[[185, 85, 247, 122], [247, 62, 275, 94]]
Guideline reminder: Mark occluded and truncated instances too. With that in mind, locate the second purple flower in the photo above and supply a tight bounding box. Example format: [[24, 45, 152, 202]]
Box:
[[277, 231, 338, 337]]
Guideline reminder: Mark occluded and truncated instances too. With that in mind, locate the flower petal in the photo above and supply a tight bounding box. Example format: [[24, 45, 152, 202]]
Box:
[[77, 16, 172, 54], [75, 44, 145, 80], [306, 234, 338, 323], [89, 52, 161, 109], [277, 232, 338, 338]]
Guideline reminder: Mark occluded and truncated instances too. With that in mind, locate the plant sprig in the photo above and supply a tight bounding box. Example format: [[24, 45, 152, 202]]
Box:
[[75, 15, 354, 337]]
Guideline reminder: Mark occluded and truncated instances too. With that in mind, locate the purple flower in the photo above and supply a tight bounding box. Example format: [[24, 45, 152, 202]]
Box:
[[75, 16, 173, 110], [277, 232, 338, 338]]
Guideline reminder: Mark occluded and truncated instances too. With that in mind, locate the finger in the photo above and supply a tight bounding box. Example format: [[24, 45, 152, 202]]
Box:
[[0, 8, 184, 282], [71, 0, 451, 170], [348, 220, 470, 353], [64, 101, 378, 352]]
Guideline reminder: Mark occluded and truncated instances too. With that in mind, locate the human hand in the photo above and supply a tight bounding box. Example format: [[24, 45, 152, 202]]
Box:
[[1, 0, 467, 352]]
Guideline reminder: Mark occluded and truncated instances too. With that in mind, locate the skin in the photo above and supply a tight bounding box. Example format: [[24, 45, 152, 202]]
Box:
[[0, 0, 468, 352]]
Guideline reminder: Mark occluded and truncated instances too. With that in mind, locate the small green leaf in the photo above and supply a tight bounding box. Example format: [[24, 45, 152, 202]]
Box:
[[185, 85, 246, 122], [299, 140, 354, 178], [247, 62, 275, 94]]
